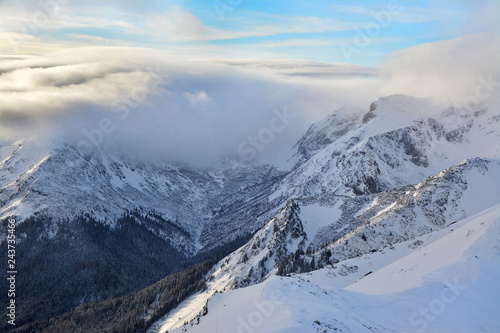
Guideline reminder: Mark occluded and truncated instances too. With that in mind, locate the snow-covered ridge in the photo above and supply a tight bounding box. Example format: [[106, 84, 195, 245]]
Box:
[[236, 158, 499, 281], [270, 94, 499, 200], [166, 204, 500, 333]]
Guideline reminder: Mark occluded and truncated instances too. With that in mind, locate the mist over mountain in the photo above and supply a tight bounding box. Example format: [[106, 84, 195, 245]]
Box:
[[1, 1, 499, 332], [2, 92, 499, 332], [1, 32, 498, 168]]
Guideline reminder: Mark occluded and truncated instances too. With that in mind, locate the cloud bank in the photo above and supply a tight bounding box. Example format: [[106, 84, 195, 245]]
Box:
[[0, 47, 381, 167], [379, 32, 500, 108], [1, 32, 498, 168]]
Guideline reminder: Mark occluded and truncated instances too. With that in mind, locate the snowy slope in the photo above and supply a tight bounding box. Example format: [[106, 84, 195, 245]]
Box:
[[346, 203, 500, 295], [161, 204, 500, 333], [147, 200, 307, 333], [321, 158, 500, 263]]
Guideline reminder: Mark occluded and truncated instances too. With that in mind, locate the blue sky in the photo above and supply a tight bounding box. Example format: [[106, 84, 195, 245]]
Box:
[[1, 0, 497, 66]]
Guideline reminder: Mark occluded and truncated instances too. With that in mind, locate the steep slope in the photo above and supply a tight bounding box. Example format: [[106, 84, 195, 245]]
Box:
[[218, 158, 500, 288], [318, 157, 500, 263], [161, 203, 500, 333], [290, 107, 364, 165]]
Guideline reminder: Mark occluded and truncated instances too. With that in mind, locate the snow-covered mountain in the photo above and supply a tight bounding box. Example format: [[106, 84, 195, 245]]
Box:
[[147, 95, 500, 333], [148, 157, 500, 333], [272, 95, 499, 200], [0, 136, 284, 327], [2, 95, 498, 252], [1, 94, 499, 332], [0, 140, 284, 254]]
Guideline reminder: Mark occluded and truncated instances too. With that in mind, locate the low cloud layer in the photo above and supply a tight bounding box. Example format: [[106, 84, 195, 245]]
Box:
[[0, 47, 381, 167], [1, 32, 498, 168], [379, 32, 500, 108]]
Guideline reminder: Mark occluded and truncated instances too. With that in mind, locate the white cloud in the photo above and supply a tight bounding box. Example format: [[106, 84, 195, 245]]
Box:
[[206, 13, 359, 41], [0, 2, 135, 32], [182, 90, 212, 107], [66, 33, 110, 44], [2, 29, 498, 167], [0, 47, 381, 167], [379, 32, 500, 107], [146, 6, 206, 42], [144, 7, 360, 43], [213, 59, 378, 79]]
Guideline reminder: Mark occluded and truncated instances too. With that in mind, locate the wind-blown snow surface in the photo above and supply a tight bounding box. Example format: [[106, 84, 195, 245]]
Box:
[[155, 205, 500, 333]]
